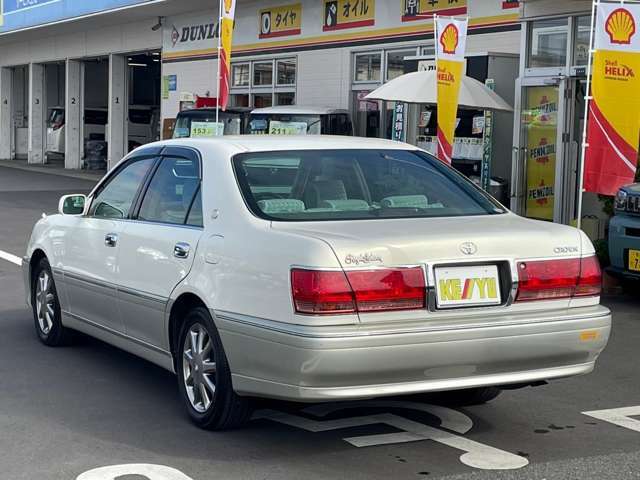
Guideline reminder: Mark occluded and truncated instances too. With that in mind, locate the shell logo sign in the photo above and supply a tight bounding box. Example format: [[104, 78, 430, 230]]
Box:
[[439, 23, 459, 55], [605, 8, 636, 45]]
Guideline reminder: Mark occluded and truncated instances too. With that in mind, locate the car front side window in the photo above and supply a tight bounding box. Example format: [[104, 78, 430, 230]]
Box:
[[89, 158, 155, 219]]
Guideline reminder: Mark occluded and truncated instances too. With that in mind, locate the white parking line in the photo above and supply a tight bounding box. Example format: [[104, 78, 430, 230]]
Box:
[[0, 250, 22, 266], [583, 406, 640, 433]]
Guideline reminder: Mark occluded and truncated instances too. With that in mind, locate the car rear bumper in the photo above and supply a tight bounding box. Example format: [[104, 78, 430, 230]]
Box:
[[215, 305, 611, 402]]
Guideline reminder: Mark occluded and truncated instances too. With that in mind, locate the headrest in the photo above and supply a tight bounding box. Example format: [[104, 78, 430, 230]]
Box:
[[257, 199, 306, 214]]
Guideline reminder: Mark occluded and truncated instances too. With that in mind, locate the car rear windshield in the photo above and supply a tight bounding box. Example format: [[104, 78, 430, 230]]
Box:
[[232, 149, 506, 221]]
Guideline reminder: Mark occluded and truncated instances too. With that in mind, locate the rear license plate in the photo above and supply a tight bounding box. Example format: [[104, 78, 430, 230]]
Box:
[[629, 250, 640, 272], [435, 265, 502, 308]]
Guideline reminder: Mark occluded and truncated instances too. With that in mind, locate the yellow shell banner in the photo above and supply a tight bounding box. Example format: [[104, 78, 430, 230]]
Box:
[[584, 2, 640, 194], [435, 17, 467, 164]]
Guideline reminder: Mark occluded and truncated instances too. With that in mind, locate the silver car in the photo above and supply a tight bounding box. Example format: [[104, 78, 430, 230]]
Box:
[[23, 136, 611, 430]]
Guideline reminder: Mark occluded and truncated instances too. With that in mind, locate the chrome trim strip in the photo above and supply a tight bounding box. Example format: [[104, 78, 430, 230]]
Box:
[[64, 271, 118, 290], [63, 310, 171, 356], [214, 308, 611, 339], [117, 286, 167, 304]]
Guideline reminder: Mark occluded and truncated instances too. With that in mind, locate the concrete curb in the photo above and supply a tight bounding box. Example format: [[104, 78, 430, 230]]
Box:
[[0, 160, 104, 182]]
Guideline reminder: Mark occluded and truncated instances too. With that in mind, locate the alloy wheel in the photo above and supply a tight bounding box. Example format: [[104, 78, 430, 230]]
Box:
[[182, 323, 217, 413], [35, 270, 55, 335]]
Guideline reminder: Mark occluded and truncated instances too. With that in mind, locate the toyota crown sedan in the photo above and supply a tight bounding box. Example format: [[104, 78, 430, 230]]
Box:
[[23, 136, 611, 430]]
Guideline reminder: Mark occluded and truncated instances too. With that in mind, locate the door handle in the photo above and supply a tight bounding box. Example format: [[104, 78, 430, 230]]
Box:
[[105, 233, 118, 247], [174, 242, 191, 259]]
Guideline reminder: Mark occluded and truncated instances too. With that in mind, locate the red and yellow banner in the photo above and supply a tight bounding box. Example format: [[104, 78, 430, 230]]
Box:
[[219, 0, 237, 111], [436, 16, 468, 164], [585, 3, 640, 195]]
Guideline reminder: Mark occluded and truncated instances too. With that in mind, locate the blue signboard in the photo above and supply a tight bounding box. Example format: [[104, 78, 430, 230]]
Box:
[[0, 0, 152, 34]]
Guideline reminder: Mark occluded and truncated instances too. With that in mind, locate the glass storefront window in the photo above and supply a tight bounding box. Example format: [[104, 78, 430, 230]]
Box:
[[277, 59, 296, 86], [574, 15, 592, 66], [275, 92, 295, 105], [253, 93, 273, 108], [421, 45, 435, 56], [232, 63, 249, 87], [253, 62, 273, 86], [354, 53, 381, 82], [528, 18, 568, 68], [230, 94, 249, 107], [386, 49, 415, 81], [353, 90, 381, 137]]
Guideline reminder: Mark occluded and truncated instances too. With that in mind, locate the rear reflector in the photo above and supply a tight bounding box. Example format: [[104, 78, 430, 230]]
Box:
[[515, 256, 601, 302], [291, 267, 426, 315]]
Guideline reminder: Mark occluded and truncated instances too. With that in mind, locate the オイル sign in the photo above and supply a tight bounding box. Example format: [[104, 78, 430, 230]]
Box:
[[0, 0, 151, 34], [584, 2, 640, 195], [435, 16, 468, 164]]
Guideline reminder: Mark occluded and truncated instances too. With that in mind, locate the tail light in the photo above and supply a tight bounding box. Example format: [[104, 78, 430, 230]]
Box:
[[52, 121, 64, 131], [291, 267, 426, 315], [515, 256, 601, 302]]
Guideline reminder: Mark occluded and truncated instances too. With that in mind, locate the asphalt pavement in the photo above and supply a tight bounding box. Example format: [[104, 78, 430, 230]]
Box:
[[0, 164, 639, 480]]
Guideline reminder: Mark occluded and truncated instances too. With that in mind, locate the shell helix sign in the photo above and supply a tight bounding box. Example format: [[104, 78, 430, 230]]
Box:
[[584, 3, 640, 195]]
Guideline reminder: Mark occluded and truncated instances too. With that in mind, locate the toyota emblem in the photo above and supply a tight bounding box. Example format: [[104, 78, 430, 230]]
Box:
[[459, 242, 478, 256]]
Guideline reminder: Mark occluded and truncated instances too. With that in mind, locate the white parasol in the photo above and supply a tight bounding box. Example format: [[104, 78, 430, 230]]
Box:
[[364, 70, 513, 112]]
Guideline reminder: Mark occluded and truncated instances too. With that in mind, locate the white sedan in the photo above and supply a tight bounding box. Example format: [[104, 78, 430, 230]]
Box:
[[23, 136, 611, 430]]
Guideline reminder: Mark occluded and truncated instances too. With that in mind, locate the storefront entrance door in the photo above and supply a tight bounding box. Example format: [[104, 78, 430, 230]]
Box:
[[513, 77, 571, 223]]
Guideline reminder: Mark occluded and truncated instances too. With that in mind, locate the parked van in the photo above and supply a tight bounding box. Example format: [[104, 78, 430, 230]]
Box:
[[249, 106, 353, 136], [172, 107, 251, 138]]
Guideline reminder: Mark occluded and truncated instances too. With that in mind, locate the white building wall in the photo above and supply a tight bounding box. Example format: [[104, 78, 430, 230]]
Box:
[[297, 48, 351, 109], [0, 20, 161, 67]]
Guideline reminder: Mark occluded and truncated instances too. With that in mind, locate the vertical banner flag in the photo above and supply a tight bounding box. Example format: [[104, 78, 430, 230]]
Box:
[[585, 2, 640, 195], [435, 16, 468, 164], [218, 0, 237, 111]]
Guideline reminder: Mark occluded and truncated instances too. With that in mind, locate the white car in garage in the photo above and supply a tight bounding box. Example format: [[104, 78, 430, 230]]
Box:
[[23, 136, 611, 430]]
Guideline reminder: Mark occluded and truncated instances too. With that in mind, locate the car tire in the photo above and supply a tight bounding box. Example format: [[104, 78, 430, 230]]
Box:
[[31, 257, 72, 346], [429, 387, 502, 406], [176, 306, 253, 430], [622, 278, 638, 296]]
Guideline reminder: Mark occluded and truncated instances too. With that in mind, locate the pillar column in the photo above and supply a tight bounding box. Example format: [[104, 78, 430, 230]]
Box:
[[0, 68, 12, 161], [107, 54, 127, 170], [28, 63, 45, 164], [65, 59, 83, 169]]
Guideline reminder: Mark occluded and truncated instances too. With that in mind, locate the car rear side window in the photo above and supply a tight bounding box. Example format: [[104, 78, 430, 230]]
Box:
[[138, 157, 201, 226], [233, 149, 505, 221], [89, 158, 155, 219]]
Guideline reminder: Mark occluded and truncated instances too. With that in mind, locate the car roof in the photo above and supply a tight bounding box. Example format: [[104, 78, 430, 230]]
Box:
[[177, 107, 251, 116], [150, 135, 421, 156], [251, 105, 350, 115]]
